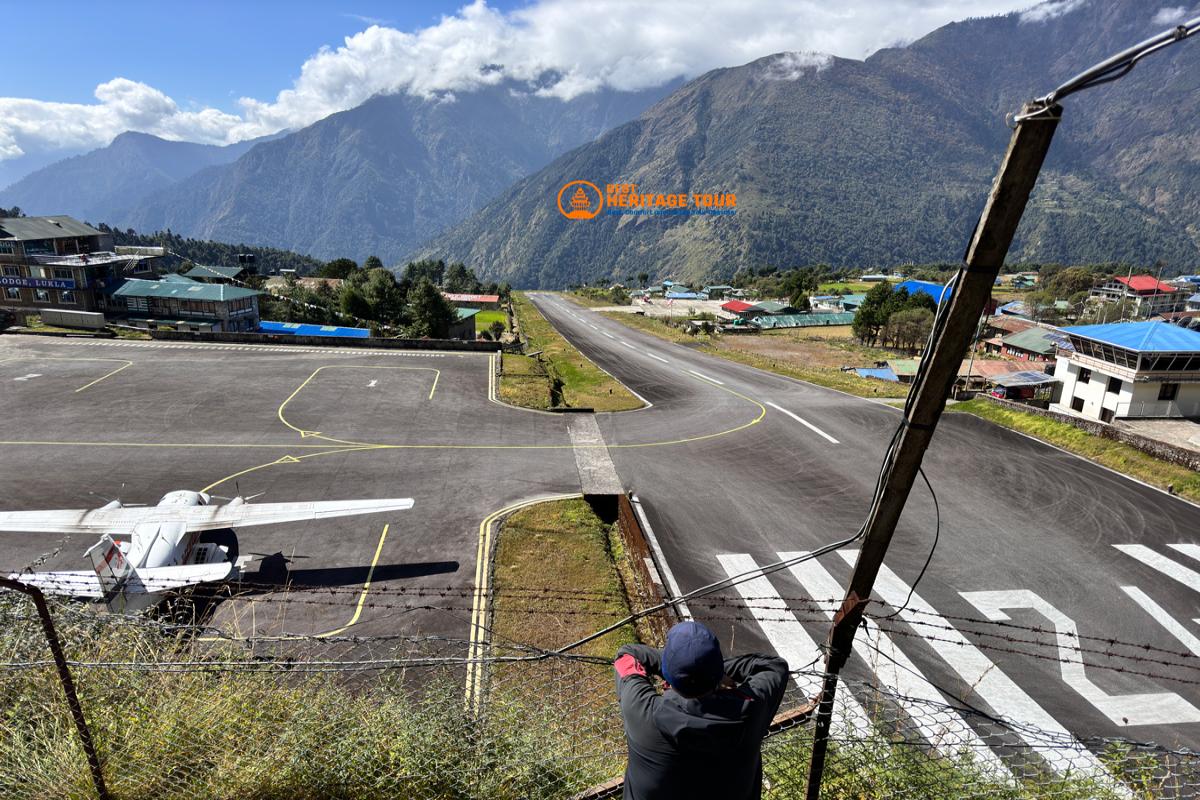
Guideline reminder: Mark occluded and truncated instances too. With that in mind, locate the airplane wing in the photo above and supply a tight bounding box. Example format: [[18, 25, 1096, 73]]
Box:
[[6, 571, 104, 599], [0, 498, 414, 536], [132, 562, 233, 591]]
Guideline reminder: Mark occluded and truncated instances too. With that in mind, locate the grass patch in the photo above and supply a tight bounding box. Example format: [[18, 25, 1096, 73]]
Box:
[[600, 311, 910, 399], [566, 291, 619, 308], [497, 352, 553, 409], [948, 399, 1200, 503], [473, 309, 508, 334], [509, 292, 642, 411], [492, 497, 636, 658]]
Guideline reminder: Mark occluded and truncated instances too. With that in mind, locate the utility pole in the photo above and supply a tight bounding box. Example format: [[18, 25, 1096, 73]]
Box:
[[804, 100, 1061, 800]]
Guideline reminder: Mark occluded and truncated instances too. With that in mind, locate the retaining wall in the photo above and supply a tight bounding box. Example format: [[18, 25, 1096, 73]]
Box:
[[981, 395, 1200, 472]]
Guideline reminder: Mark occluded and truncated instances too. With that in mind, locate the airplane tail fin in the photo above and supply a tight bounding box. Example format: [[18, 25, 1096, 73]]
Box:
[[85, 534, 133, 612]]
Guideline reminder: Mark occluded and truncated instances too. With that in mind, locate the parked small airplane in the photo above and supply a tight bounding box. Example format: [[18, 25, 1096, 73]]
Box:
[[1, 490, 414, 612]]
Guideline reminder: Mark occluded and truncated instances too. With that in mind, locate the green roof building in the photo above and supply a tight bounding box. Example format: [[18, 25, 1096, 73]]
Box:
[[113, 276, 261, 332]]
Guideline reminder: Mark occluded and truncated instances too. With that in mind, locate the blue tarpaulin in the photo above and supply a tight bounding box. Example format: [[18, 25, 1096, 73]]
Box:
[[855, 367, 899, 382], [259, 320, 371, 338]]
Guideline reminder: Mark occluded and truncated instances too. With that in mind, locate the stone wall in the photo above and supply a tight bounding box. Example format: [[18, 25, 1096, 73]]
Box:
[[149, 329, 504, 352], [981, 396, 1200, 472]]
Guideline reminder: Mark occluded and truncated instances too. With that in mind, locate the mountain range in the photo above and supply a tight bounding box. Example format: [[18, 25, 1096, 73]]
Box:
[[2, 0, 1197, 286], [0, 132, 273, 224], [417, 0, 1200, 286]]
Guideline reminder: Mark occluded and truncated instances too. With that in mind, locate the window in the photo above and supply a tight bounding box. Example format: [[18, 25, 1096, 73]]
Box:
[[1100, 408, 1114, 423], [53, 268, 73, 280], [59, 290, 75, 304], [2, 265, 19, 277], [133, 261, 150, 273], [1071, 396, 1085, 412], [4, 287, 19, 300], [1106, 377, 1122, 395], [1159, 383, 1179, 402], [0, 242, 14, 254], [1077, 367, 1091, 384], [34, 289, 50, 302]]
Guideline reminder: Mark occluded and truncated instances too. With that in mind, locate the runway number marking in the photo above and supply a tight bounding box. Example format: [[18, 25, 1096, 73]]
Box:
[[961, 589, 1200, 727], [367, 379, 378, 388], [766, 401, 839, 444], [1122, 586, 1200, 656], [836, 550, 1116, 780]]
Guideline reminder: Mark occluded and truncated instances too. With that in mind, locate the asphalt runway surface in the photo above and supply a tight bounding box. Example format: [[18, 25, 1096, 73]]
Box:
[[4, 305, 1200, 764], [527, 293, 1200, 758], [0, 336, 579, 640]]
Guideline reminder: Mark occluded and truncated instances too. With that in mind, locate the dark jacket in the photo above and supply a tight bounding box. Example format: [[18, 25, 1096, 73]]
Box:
[[614, 643, 789, 800]]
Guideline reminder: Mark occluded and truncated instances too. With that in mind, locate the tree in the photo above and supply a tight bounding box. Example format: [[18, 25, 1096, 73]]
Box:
[[361, 268, 407, 324], [489, 320, 505, 340], [444, 262, 481, 293], [363, 255, 384, 271], [407, 278, 458, 338], [793, 294, 811, 312], [320, 258, 359, 279], [339, 286, 372, 320], [1045, 266, 1098, 298], [403, 259, 446, 286], [637, 272, 649, 288], [883, 308, 934, 351], [852, 283, 894, 346]]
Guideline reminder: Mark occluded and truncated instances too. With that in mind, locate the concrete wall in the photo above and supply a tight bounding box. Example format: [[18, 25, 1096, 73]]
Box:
[[40, 308, 105, 330], [149, 329, 504, 351], [984, 395, 1200, 472]]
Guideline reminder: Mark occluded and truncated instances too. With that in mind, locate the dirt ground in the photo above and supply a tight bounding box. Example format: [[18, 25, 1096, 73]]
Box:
[[716, 325, 898, 370]]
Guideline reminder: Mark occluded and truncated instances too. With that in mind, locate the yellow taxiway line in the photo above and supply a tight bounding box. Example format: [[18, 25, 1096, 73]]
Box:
[[464, 493, 579, 713], [316, 523, 390, 638]]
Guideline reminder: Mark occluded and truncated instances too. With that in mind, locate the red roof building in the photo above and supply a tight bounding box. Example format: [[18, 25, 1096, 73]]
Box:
[[442, 292, 501, 309], [1115, 275, 1178, 294], [720, 300, 758, 316]]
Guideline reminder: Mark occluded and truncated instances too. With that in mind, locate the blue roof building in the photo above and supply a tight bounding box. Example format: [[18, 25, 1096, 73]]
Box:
[[259, 321, 370, 338], [895, 279, 953, 305], [1052, 321, 1200, 421]]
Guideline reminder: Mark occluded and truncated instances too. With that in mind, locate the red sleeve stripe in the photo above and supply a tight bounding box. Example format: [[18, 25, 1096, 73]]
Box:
[[614, 654, 647, 679]]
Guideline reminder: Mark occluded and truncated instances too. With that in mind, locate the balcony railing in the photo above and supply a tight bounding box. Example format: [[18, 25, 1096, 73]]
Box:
[[1116, 399, 1200, 418]]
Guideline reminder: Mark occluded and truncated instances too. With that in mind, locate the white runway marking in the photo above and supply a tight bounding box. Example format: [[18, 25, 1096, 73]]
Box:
[[766, 402, 839, 444], [1114, 545, 1200, 592], [646, 353, 669, 363], [717, 554, 872, 738], [687, 369, 724, 385], [781, 551, 1013, 780], [620, 341, 637, 350], [837, 550, 1118, 783], [367, 379, 378, 388], [602, 332, 616, 339], [1122, 586, 1200, 656], [13, 373, 42, 381], [963, 589, 1200, 727]]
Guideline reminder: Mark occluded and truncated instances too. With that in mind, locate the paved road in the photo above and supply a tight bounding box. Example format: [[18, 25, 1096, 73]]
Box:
[[528, 293, 1200, 758]]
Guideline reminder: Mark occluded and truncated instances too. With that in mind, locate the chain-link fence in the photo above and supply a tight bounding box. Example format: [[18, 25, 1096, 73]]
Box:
[[2, 585, 1198, 800]]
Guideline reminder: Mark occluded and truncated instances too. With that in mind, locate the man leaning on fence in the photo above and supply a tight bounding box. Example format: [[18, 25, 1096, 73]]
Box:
[[613, 620, 789, 800]]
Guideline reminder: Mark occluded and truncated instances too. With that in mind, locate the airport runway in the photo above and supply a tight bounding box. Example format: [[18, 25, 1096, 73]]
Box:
[[528, 292, 1200, 757], [4, 306, 1200, 764]]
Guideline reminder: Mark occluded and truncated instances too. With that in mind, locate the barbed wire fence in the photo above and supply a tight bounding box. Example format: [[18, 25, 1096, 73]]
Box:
[[3, 581, 1199, 799]]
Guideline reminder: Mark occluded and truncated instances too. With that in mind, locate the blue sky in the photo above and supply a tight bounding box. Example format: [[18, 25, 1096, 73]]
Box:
[[0, 1, 523, 111]]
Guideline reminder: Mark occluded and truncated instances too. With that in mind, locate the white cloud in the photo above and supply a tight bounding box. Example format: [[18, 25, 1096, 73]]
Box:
[[762, 52, 834, 80], [1152, 5, 1189, 24], [0, 0, 1039, 162], [1018, 0, 1087, 24]]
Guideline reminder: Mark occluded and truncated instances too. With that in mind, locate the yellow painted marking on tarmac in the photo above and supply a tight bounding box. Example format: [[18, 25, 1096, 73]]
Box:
[[0, 440, 347, 449], [315, 524, 390, 638], [199, 446, 382, 494], [464, 493, 579, 713], [277, 364, 441, 446], [73, 360, 133, 392]]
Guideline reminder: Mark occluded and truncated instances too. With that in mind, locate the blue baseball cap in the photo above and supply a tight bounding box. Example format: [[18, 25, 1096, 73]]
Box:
[[661, 621, 724, 697]]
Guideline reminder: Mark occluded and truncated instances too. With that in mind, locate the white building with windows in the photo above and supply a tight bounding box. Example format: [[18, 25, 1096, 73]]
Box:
[[1052, 321, 1200, 421]]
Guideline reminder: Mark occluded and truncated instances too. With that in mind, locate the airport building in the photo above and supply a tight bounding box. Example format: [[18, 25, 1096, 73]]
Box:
[[0, 215, 161, 315], [1088, 275, 1188, 318], [112, 275, 262, 332], [1051, 321, 1200, 421]]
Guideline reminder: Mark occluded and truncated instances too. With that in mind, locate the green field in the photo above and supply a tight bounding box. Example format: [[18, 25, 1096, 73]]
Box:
[[474, 308, 508, 333]]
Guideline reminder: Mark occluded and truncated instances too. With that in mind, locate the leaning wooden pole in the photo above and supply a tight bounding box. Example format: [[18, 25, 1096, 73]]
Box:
[[804, 101, 1062, 800]]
